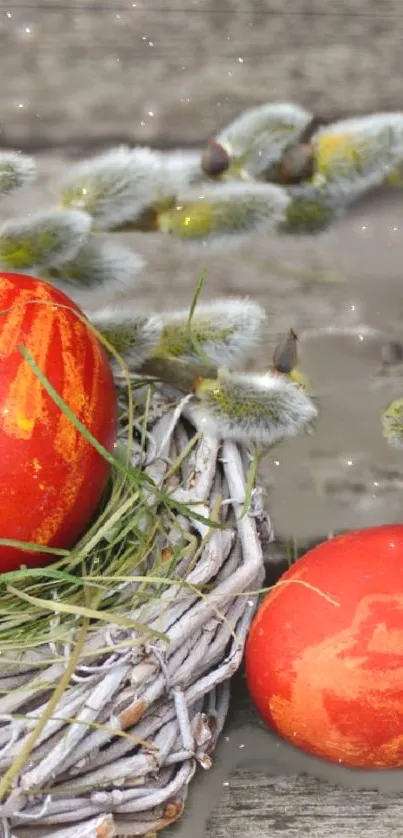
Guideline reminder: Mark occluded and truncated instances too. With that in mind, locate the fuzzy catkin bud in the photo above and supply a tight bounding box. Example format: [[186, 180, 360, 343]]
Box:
[[0, 152, 36, 198], [160, 150, 205, 194], [90, 304, 163, 369], [154, 298, 267, 367], [194, 369, 317, 445], [302, 112, 403, 203], [381, 398, 403, 449], [47, 237, 145, 293], [281, 194, 340, 234], [158, 182, 290, 242], [214, 102, 313, 178], [58, 146, 163, 230], [0, 210, 91, 271]]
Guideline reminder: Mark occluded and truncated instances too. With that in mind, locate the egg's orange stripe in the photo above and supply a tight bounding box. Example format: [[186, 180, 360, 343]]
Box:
[[2, 284, 55, 440], [32, 319, 103, 545], [53, 310, 86, 464], [0, 288, 43, 358], [0, 275, 16, 298], [82, 327, 103, 429]]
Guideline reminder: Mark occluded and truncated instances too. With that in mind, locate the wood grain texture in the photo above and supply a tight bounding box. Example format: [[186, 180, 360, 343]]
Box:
[[2, 1, 403, 150], [206, 770, 403, 837]]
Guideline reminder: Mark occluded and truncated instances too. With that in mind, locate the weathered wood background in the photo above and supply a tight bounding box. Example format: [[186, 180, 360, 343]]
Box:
[[1, 0, 403, 151]]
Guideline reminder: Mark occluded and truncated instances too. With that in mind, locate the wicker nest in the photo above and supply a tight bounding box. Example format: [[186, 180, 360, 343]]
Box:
[[0, 392, 272, 838]]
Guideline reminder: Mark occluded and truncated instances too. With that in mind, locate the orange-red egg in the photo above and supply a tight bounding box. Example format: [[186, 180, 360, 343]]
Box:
[[245, 525, 403, 768], [0, 272, 118, 571]]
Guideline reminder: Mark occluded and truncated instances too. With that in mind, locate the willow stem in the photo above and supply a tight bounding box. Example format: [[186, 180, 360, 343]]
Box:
[[139, 356, 218, 393]]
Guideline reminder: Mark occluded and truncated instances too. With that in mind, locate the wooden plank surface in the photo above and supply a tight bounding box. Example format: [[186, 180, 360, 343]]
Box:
[[2, 0, 403, 150], [206, 770, 403, 838]]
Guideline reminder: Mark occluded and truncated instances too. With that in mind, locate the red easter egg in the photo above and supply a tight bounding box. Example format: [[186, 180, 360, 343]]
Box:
[[0, 272, 118, 571], [245, 525, 403, 768]]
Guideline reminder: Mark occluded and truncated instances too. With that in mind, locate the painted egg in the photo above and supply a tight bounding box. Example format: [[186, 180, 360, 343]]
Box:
[[0, 272, 118, 571], [245, 525, 403, 768]]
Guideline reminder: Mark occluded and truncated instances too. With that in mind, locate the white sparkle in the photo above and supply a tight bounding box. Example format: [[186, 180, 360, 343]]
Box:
[[148, 111, 154, 117], [358, 334, 364, 341], [350, 304, 356, 311], [238, 57, 244, 63], [346, 459, 353, 466], [148, 40, 154, 47], [273, 460, 280, 466], [18, 103, 24, 109], [373, 481, 379, 487], [25, 26, 32, 33]]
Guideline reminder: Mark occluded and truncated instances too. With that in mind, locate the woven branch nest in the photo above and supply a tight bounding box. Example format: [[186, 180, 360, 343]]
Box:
[[0, 390, 272, 838]]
